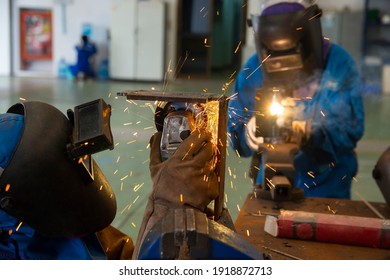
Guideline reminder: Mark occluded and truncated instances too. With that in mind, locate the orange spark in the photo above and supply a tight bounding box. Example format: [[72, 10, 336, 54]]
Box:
[[16, 222, 23, 231], [234, 41, 242, 54], [5, 184, 10, 192]]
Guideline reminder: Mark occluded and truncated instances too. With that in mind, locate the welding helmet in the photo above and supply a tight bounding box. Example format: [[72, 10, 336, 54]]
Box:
[[250, 0, 323, 87], [0, 101, 116, 237]]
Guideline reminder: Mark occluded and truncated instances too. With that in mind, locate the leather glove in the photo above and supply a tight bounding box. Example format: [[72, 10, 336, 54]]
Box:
[[133, 129, 218, 258], [291, 120, 311, 146], [245, 116, 264, 151]]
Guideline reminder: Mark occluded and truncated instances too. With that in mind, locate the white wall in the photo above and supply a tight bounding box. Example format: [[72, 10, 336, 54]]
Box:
[[9, 0, 178, 78], [0, 0, 11, 76]]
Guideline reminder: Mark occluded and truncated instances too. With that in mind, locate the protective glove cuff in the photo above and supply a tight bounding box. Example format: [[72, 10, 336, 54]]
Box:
[[245, 116, 263, 151]]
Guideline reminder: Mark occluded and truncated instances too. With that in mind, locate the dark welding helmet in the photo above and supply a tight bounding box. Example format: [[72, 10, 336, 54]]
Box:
[[0, 101, 116, 237], [250, 0, 323, 87]]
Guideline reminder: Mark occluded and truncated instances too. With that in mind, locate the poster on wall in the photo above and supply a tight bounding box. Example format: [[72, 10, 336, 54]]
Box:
[[20, 9, 52, 60]]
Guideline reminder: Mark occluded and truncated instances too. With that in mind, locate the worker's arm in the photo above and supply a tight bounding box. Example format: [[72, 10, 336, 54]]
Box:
[[304, 45, 364, 164], [228, 54, 263, 157], [133, 129, 219, 259]]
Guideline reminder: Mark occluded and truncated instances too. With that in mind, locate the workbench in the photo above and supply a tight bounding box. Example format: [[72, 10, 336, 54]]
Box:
[[234, 194, 390, 259]]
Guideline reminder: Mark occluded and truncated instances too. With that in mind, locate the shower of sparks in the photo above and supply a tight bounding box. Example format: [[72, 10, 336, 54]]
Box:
[[307, 171, 315, 178], [133, 195, 140, 204], [100, 185, 103, 191], [246, 229, 250, 237], [229, 71, 237, 79], [352, 177, 358, 182], [131, 222, 137, 228], [296, 27, 303, 30], [227, 92, 239, 101], [16, 222, 23, 231], [120, 204, 130, 215], [133, 183, 144, 192], [116, 156, 121, 163], [304, 183, 309, 188], [309, 12, 322, 21], [120, 182, 123, 191], [235, 149, 241, 158], [265, 164, 276, 172], [324, 37, 330, 41], [200, 6, 205, 12], [108, 92, 112, 98], [320, 110, 326, 117], [237, 204, 241, 212], [265, 178, 275, 189], [234, 41, 242, 54], [246, 54, 271, 79], [5, 184, 10, 192], [180, 194, 184, 202], [204, 38, 208, 44], [19, 97, 26, 101], [182, 143, 194, 160], [120, 175, 128, 181], [8, 229, 13, 235], [114, 170, 118, 175], [143, 126, 153, 130], [127, 140, 136, 145], [326, 204, 337, 214]]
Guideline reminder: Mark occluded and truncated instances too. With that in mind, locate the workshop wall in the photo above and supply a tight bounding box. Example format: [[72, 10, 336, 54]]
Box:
[[0, 0, 10, 76], [4, 0, 178, 79]]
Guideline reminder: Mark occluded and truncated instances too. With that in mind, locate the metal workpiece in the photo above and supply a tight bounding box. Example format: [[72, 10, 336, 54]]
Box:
[[118, 90, 229, 220]]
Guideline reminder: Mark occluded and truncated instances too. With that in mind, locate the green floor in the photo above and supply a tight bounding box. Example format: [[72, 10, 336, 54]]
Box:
[[0, 75, 389, 241]]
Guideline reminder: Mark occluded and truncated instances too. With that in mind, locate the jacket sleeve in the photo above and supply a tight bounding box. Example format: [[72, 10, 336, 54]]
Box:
[[228, 54, 263, 157], [305, 45, 364, 164]]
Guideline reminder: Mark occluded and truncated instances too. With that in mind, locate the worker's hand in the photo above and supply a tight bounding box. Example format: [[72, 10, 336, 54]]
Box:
[[133, 129, 219, 259], [149, 129, 219, 210], [245, 116, 264, 151]]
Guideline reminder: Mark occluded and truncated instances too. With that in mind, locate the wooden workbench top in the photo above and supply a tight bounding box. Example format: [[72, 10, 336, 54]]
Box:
[[234, 194, 390, 260]]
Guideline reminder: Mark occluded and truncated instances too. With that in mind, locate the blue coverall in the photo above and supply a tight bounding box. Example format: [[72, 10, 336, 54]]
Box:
[[70, 42, 97, 78], [228, 43, 365, 199]]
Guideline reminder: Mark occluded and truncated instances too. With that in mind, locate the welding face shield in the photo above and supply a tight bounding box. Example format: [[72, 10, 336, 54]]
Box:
[[0, 101, 116, 237], [251, 1, 323, 87]]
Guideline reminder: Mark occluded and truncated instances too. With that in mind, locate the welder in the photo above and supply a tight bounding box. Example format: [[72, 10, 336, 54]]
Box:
[[0, 101, 133, 259], [228, 0, 364, 199], [0, 100, 223, 260]]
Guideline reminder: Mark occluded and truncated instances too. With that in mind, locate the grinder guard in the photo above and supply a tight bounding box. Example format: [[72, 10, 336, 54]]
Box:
[[0, 101, 116, 237]]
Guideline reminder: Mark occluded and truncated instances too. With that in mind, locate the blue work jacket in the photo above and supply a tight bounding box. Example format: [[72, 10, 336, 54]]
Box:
[[228, 43, 364, 198]]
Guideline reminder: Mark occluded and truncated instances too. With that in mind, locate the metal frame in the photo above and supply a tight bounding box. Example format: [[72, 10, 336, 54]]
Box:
[[118, 90, 228, 219]]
